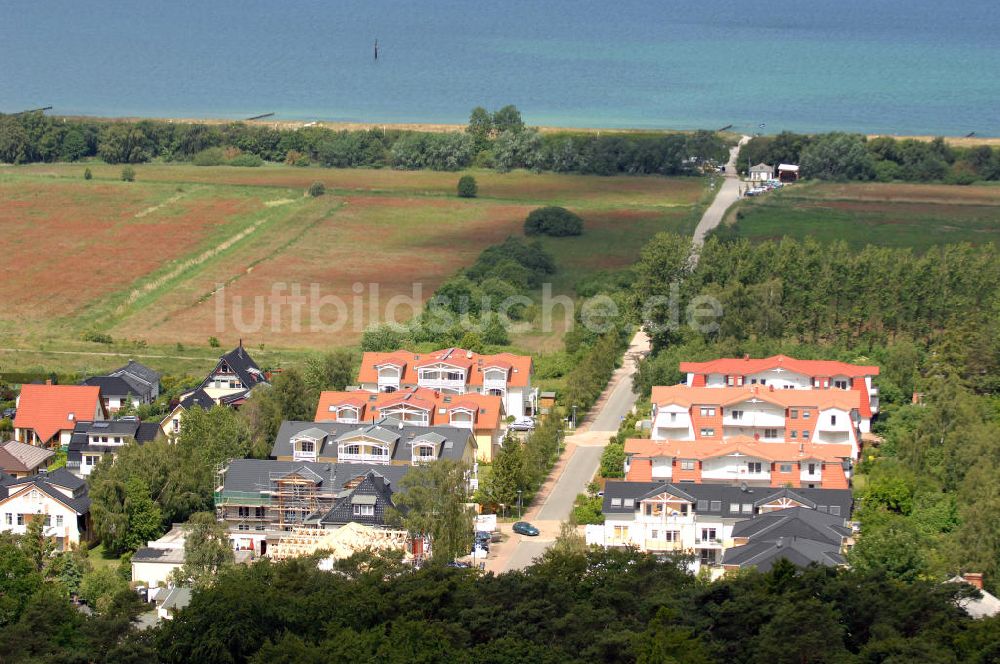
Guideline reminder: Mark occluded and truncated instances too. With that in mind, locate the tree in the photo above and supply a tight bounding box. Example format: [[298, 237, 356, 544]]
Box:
[[302, 350, 354, 394], [0, 533, 43, 627], [241, 369, 315, 452], [391, 460, 475, 562], [457, 174, 477, 198], [122, 475, 163, 552], [173, 512, 234, 587], [492, 105, 524, 135], [120, 166, 136, 182], [800, 133, 875, 181], [308, 181, 325, 197], [99, 124, 150, 164], [466, 106, 493, 149], [482, 434, 527, 512], [83, 167, 92, 180], [524, 206, 584, 237], [79, 566, 131, 615], [91, 472, 163, 555], [360, 323, 409, 352], [600, 441, 626, 478]]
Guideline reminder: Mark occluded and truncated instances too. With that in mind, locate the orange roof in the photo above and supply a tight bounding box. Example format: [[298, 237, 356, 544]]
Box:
[[624, 437, 853, 463], [651, 384, 861, 411], [357, 348, 532, 388], [627, 459, 653, 482], [315, 387, 504, 432], [14, 385, 102, 444], [679, 355, 879, 378]]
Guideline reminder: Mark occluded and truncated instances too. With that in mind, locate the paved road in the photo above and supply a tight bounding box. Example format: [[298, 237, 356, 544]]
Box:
[[535, 446, 604, 521], [502, 539, 552, 571], [692, 136, 751, 249]]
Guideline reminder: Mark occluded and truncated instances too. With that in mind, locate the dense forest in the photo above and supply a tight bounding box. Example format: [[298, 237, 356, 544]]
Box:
[[632, 233, 1000, 592], [4, 545, 998, 663], [737, 131, 1000, 183], [0, 107, 729, 175]]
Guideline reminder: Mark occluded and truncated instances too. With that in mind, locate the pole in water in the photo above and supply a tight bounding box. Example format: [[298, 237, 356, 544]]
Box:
[[374, 39, 379, 61]]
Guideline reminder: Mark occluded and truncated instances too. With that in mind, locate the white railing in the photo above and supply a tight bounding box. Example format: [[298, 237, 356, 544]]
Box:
[[377, 378, 400, 391], [418, 378, 467, 391], [338, 452, 390, 465], [293, 450, 317, 462], [483, 378, 507, 391]]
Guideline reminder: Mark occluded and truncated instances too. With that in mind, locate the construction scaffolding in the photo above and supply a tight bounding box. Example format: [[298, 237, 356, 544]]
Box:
[[214, 467, 342, 532]]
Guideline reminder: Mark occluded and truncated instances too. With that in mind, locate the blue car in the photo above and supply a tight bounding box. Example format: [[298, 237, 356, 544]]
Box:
[[512, 521, 539, 537]]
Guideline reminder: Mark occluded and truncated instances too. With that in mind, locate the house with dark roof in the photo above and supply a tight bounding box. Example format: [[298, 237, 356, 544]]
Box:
[[720, 506, 852, 572], [587, 480, 852, 572], [0, 468, 91, 549], [270, 418, 478, 471], [13, 383, 106, 448], [159, 388, 215, 438], [0, 440, 56, 478], [81, 360, 160, 414], [66, 418, 162, 477], [198, 342, 268, 402], [214, 458, 410, 554]]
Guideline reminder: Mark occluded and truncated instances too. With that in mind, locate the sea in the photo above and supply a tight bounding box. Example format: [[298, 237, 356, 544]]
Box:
[[2, 0, 998, 136]]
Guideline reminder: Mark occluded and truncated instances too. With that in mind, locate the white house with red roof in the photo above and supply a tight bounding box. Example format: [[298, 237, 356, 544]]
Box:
[[356, 347, 536, 419], [13, 383, 106, 448], [679, 355, 879, 432]]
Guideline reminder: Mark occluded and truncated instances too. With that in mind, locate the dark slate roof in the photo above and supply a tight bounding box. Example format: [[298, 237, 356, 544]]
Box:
[[219, 458, 410, 495], [136, 422, 160, 442], [320, 470, 396, 527], [203, 345, 268, 391], [2, 470, 90, 514], [131, 547, 185, 564], [730, 507, 851, 545], [721, 538, 845, 571], [179, 388, 216, 410], [270, 418, 473, 462], [82, 375, 140, 398], [601, 481, 853, 519], [111, 360, 160, 393], [67, 419, 160, 465]]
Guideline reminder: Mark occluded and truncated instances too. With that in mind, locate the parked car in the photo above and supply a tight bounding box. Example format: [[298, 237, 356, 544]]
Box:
[[475, 530, 493, 545], [446, 561, 471, 569], [1, 408, 14, 419], [512, 521, 539, 537], [509, 417, 535, 432]]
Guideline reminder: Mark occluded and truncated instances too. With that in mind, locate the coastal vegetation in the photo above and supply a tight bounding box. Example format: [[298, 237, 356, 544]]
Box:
[[738, 131, 1000, 183]]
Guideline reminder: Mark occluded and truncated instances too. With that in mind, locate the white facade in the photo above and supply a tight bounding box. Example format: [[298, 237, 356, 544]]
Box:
[[0, 485, 85, 548], [361, 379, 533, 419]]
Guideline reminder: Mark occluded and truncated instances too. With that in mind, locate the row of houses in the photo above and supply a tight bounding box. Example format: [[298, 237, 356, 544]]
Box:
[[587, 355, 878, 575]]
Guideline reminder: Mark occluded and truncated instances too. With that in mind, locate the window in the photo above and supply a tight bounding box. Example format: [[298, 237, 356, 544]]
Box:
[[709, 500, 721, 511], [790, 430, 798, 440], [84, 455, 99, 466], [701, 528, 717, 541], [613, 525, 629, 540], [238, 506, 250, 518], [830, 415, 837, 425], [760, 379, 767, 385], [353, 504, 375, 516], [699, 407, 716, 417], [446, 371, 463, 381], [17, 515, 24, 526], [808, 463, 817, 475], [623, 498, 635, 508], [680, 459, 695, 470], [747, 462, 762, 474], [664, 530, 680, 542], [803, 430, 810, 439], [700, 428, 715, 437], [254, 507, 265, 519], [4, 513, 10, 525], [611, 498, 622, 507], [730, 410, 743, 420], [298, 440, 315, 453], [742, 503, 753, 514], [763, 428, 778, 439], [345, 445, 360, 456], [172, 419, 180, 433], [779, 463, 793, 473], [803, 410, 811, 419], [790, 408, 798, 419], [729, 503, 740, 513], [834, 380, 848, 389], [669, 412, 677, 422], [238, 524, 250, 531], [696, 499, 709, 511], [830, 505, 841, 516]]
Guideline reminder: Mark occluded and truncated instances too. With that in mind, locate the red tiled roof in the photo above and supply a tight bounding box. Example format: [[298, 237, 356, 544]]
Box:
[[357, 348, 532, 387], [13, 385, 102, 444], [626, 459, 652, 482], [315, 387, 504, 432], [679, 355, 879, 378], [624, 438, 853, 463], [651, 385, 861, 412]]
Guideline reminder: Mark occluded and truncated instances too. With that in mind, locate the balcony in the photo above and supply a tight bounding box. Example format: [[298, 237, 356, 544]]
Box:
[[695, 538, 724, 548], [800, 470, 823, 483], [293, 450, 317, 462], [702, 468, 770, 482], [418, 378, 467, 392], [377, 378, 401, 392], [338, 452, 390, 465], [644, 540, 684, 552], [483, 378, 507, 391]]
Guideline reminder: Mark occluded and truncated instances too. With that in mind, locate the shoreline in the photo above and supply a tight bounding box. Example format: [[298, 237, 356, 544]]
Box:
[[47, 114, 1000, 145]]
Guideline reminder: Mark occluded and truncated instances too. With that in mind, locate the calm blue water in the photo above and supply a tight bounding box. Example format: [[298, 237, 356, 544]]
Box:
[[2, 0, 998, 135]]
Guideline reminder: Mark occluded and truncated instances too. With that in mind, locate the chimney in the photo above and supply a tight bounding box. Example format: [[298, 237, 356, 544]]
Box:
[[743, 354, 750, 361], [46, 379, 52, 386], [963, 573, 984, 590]]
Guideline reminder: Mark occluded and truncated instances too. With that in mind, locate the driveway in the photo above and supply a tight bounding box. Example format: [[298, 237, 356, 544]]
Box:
[[692, 135, 751, 249]]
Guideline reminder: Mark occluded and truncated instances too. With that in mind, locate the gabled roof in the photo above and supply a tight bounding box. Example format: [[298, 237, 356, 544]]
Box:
[[651, 384, 861, 412], [320, 470, 396, 526], [624, 438, 853, 464], [82, 375, 141, 398], [0, 440, 54, 473], [731, 506, 850, 544], [0, 470, 90, 514], [315, 387, 504, 433], [722, 538, 844, 571], [357, 348, 532, 388], [14, 384, 103, 443], [203, 344, 268, 390], [270, 419, 474, 463], [179, 388, 215, 410], [679, 355, 879, 378], [111, 360, 160, 390], [219, 458, 410, 495], [335, 425, 399, 446]]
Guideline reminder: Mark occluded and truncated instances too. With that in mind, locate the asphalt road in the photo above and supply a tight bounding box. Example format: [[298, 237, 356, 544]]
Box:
[[692, 136, 751, 249], [535, 446, 604, 521], [502, 540, 552, 571]]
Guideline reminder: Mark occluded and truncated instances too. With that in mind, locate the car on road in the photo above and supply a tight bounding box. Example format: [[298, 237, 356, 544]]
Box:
[[512, 521, 539, 537], [508, 417, 535, 432]]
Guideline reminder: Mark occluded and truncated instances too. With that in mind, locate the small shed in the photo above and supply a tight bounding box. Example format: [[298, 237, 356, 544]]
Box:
[[778, 163, 800, 182], [748, 163, 774, 182], [538, 392, 557, 414]]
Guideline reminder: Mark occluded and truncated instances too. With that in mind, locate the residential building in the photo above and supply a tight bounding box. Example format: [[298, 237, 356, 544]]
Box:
[[189, 342, 269, 403], [720, 506, 852, 572], [131, 525, 188, 586], [0, 469, 91, 549], [748, 163, 774, 182], [949, 574, 1000, 619], [624, 438, 852, 489], [13, 383, 106, 448], [66, 418, 162, 477], [315, 387, 502, 461], [155, 587, 192, 621], [159, 388, 215, 438], [680, 354, 879, 428], [650, 384, 865, 459], [271, 418, 478, 471], [82, 360, 160, 414], [778, 163, 799, 182], [587, 481, 851, 572], [356, 347, 536, 419], [0, 440, 55, 478], [214, 458, 412, 554]]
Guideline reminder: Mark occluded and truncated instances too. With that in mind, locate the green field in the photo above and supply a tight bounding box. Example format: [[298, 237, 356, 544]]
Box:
[[726, 181, 1000, 250], [0, 162, 708, 375]]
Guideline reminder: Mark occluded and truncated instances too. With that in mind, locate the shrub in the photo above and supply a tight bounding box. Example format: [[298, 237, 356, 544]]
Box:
[[82, 329, 113, 344], [308, 181, 325, 197], [228, 153, 263, 167], [192, 147, 226, 166], [208, 336, 220, 348], [524, 206, 583, 237], [457, 175, 478, 198], [120, 166, 136, 182], [83, 167, 92, 180]]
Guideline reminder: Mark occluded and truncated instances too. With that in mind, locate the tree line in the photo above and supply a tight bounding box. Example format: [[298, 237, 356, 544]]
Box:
[[738, 131, 1000, 183], [0, 107, 730, 176]]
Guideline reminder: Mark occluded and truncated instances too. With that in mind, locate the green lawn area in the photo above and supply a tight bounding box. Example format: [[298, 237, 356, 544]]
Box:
[[726, 181, 1000, 251], [88, 542, 124, 572]]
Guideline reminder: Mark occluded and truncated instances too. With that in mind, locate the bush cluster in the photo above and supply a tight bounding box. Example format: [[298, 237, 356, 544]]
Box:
[[524, 206, 584, 237]]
